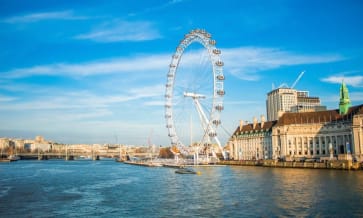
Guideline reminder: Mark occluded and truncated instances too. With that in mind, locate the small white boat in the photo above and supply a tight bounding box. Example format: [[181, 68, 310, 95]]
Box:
[[8, 155, 20, 161], [175, 167, 201, 175]]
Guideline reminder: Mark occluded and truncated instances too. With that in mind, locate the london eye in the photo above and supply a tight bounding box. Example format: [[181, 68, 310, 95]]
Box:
[[165, 29, 226, 162]]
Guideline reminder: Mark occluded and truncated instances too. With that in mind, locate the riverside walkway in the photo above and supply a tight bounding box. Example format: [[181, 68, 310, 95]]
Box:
[[219, 159, 363, 170]]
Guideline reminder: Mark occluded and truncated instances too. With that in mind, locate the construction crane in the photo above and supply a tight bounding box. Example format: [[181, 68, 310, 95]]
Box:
[[290, 71, 305, 89]]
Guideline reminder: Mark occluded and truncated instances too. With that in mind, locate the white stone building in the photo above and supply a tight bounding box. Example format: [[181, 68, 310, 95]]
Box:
[[228, 116, 275, 160]]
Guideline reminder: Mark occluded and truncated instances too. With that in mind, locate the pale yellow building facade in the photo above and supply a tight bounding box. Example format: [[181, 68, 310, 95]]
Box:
[[228, 104, 363, 162]]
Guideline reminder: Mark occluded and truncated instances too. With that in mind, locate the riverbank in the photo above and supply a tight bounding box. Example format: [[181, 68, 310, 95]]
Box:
[[219, 160, 363, 170]]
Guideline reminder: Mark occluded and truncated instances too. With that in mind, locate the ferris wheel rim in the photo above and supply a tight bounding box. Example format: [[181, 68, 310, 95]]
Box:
[[165, 29, 225, 155]]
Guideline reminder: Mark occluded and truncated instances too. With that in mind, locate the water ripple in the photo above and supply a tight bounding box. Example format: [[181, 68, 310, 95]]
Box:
[[1, 161, 363, 217]]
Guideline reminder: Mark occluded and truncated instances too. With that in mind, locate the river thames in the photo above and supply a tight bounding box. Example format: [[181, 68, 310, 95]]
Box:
[[1, 160, 363, 217]]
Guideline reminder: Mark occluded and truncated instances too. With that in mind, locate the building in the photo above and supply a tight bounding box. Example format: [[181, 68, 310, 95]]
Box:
[[291, 91, 327, 113], [272, 104, 362, 161], [0, 138, 10, 150], [228, 82, 363, 162], [228, 116, 276, 160], [266, 88, 297, 121], [266, 88, 325, 121]]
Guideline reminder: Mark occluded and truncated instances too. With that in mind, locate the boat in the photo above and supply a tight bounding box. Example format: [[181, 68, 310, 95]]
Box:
[[123, 160, 163, 167], [8, 155, 20, 161], [175, 167, 201, 175]]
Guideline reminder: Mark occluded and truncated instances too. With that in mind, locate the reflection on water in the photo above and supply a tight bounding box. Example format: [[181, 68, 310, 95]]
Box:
[[1, 161, 363, 217]]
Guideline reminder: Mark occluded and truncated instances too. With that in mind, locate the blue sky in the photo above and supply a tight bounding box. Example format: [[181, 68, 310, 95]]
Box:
[[0, 0, 362, 146]]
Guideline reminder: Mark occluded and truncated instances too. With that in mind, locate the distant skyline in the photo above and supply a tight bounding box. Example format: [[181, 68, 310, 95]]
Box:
[[0, 0, 362, 145]]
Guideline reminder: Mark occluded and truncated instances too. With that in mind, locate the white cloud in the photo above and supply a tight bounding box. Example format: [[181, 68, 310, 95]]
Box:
[[222, 47, 345, 80], [2, 54, 170, 79], [322, 91, 363, 106], [3, 10, 88, 23], [2, 46, 344, 80], [350, 92, 363, 102], [0, 84, 165, 112], [129, 84, 165, 98], [166, 46, 345, 81], [321, 75, 363, 87], [0, 95, 16, 102], [75, 20, 161, 42], [128, 0, 185, 17], [144, 100, 165, 106]]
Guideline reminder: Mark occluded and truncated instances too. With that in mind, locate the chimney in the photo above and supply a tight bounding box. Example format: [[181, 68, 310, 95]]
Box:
[[253, 117, 258, 129], [239, 120, 244, 131], [260, 115, 266, 128]]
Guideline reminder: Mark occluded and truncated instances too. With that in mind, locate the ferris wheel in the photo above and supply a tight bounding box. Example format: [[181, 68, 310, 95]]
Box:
[[165, 29, 226, 160]]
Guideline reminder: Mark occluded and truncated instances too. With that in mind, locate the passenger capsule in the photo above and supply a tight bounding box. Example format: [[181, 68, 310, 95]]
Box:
[[209, 132, 217, 137], [212, 120, 221, 125], [217, 90, 225, 95], [216, 75, 225, 80], [213, 49, 221, 54], [215, 105, 224, 111], [216, 60, 224, 66]]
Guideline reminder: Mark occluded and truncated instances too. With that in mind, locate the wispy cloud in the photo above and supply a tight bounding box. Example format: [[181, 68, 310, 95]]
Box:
[[1, 46, 345, 81], [0, 95, 16, 102], [143, 100, 165, 106], [321, 74, 363, 87], [128, 0, 185, 17], [75, 20, 161, 42], [222, 47, 345, 81], [351, 92, 363, 102], [2, 10, 88, 23], [167, 46, 345, 81], [323, 91, 363, 105], [1, 54, 169, 79], [0, 84, 165, 112]]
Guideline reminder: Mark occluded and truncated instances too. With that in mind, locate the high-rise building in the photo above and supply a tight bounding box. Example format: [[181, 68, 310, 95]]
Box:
[[266, 88, 325, 121], [266, 88, 297, 121]]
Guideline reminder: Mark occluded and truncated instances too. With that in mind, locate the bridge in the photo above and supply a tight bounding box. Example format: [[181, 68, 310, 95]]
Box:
[[14, 152, 155, 161]]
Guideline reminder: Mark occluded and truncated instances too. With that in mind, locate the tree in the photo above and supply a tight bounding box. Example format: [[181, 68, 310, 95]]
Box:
[[158, 147, 174, 159]]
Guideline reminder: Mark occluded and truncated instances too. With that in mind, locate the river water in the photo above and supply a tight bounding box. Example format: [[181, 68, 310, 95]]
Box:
[[1, 160, 363, 217]]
